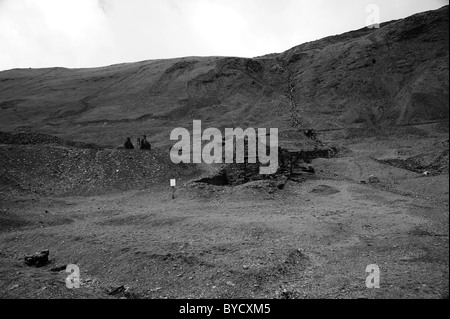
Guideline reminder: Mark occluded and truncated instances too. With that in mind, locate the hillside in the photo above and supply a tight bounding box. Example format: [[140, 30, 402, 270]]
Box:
[[0, 6, 448, 149], [0, 132, 200, 197]]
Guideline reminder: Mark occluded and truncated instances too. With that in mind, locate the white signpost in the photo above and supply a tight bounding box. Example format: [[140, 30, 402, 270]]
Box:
[[170, 179, 176, 199]]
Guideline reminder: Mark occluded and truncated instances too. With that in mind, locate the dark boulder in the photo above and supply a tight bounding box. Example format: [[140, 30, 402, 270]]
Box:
[[24, 250, 49, 267], [140, 135, 151, 150], [124, 138, 134, 150]]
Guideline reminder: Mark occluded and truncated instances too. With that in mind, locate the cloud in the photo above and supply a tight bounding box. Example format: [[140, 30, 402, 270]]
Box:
[[0, 0, 448, 70], [98, 0, 113, 13], [0, 0, 118, 70]]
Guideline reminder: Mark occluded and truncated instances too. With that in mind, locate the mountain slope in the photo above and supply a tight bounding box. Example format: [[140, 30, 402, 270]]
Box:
[[0, 6, 448, 148]]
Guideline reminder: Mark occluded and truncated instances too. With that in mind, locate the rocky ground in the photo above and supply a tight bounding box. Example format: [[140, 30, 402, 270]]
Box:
[[0, 125, 448, 299], [0, 132, 200, 197]]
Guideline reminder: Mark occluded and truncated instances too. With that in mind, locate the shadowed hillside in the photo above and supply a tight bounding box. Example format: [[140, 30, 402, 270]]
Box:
[[0, 131, 200, 197], [0, 6, 448, 149]]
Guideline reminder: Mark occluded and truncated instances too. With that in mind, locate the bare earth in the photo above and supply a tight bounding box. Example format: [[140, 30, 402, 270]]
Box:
[[1, 131, 448, 299]]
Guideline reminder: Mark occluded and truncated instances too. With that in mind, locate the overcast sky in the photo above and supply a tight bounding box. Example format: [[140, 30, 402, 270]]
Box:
[[0, 0, 448, 71]]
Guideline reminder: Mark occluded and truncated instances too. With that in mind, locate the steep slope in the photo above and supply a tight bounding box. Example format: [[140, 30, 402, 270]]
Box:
[[0, 6, 448, 148], [281, 5, 449, 128]]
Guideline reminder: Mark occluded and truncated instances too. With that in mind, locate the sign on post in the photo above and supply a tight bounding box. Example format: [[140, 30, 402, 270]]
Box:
[[170, 179, 176, 199]]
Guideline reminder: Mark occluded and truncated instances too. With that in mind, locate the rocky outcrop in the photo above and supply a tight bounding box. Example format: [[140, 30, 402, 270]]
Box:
[[24, 250, 49, 267]]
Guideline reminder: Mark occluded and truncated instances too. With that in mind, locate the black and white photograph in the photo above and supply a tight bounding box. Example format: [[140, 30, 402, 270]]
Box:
[[0, 0, 448, 307]]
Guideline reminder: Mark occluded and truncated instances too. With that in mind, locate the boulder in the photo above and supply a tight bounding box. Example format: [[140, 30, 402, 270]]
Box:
[[51, 264, 67, 272], [24, 250, 49, 267]]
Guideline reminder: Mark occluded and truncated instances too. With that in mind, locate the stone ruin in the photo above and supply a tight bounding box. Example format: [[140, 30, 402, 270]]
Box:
[[196, 141, 338, 186]]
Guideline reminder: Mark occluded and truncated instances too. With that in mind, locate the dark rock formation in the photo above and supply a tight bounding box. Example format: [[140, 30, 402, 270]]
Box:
[[24, 250, 49, 267], [140, 135, 151, 150], [124, 138, 134, 150]]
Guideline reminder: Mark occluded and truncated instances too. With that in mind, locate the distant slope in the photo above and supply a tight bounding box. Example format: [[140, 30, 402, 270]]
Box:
[[0, 6, 448, 148]]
